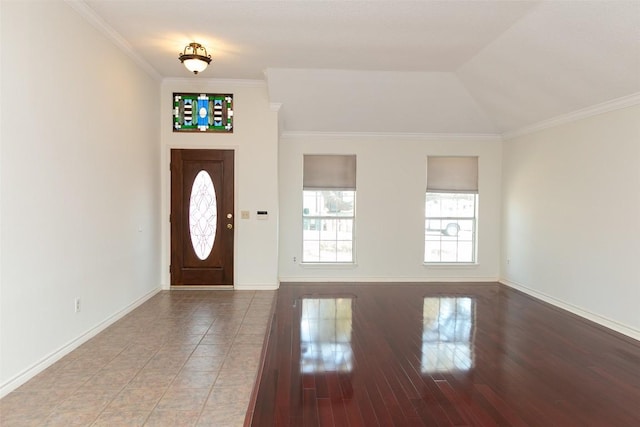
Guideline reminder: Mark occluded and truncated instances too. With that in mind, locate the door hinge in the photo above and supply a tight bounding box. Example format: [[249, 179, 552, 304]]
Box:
[[169, 264, 172, 273], [169, 214, 171, 223]]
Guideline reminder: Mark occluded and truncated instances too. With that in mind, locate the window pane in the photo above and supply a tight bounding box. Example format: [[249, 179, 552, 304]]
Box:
[[302, 190, 355, 263], [319, 219, 337, 240], [457, 242, 474, 262], [303, 191, 354, 217], [425, 192, 477, 263], [426, 193, 475, 218], [336, 241, 353, 262], [189, 170, 217, 261], [303, 240, 320, 262], [320, 241, 337, 262], [440, 241, 458, 262], [303, 192, 321, 216], [425, 240, 441, 262], [457, 219, 474, 240], [337, 219, 353, 240], [425, 194, 442, 216], [303, 218, 320, 240]]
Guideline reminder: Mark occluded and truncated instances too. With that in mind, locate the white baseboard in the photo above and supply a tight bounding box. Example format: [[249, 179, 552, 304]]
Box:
[[500, 279, 640, 341], [234, 283, 279, 291], [165, 284, 279, 291], [0, 287, 162, 398], [278, 277, 499, 283]]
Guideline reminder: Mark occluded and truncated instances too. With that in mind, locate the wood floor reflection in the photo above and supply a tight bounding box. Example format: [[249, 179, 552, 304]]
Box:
[[250, 283, 640, 426]]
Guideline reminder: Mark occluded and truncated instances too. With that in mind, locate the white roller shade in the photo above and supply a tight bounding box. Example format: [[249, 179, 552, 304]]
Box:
[[427, 156, 478, 193], [303, 155, 356, 190]]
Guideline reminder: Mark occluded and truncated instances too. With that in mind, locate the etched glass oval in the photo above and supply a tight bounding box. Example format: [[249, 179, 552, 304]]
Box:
[[189, 170, 217, 260]]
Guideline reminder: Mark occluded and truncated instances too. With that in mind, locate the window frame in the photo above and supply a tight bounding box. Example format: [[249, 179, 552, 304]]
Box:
[[424, 192, 478, 264], [302, 189, 356, 264]]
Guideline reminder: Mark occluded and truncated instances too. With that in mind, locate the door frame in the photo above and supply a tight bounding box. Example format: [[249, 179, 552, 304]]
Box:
[[162, 145, 238, 289]]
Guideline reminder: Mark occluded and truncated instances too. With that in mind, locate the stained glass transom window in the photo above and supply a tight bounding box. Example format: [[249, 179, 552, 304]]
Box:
[[173, 93, 233, 132], [189, 170, 217, 260]]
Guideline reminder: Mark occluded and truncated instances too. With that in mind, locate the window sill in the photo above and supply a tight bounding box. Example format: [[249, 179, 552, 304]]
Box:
[[423, 263, 479, 268], [300, 262, 357, 269]]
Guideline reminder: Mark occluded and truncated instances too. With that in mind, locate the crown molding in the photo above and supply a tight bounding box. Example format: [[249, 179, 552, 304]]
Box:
[[162, 77, 266, 87], [503, 92, 640, 140], [280, 131, 502, 142], [65, 1, 161, 81]]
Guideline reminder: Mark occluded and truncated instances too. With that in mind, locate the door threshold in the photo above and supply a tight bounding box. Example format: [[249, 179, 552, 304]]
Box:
[[170, 285, 235, 291]]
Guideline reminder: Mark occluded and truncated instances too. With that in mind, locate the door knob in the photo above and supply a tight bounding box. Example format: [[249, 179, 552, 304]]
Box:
[[227, 223, 233, 230]]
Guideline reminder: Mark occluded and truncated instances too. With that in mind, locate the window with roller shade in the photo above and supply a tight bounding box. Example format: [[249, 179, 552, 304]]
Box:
[[302, 155, 356, 263], [425, 156, 478, 263]]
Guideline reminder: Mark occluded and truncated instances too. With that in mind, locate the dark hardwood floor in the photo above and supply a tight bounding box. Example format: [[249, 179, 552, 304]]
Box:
[[249, 283, 640, 426]]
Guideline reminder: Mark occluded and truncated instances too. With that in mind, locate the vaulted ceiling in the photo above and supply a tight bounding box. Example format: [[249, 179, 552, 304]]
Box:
[[80, 0, 640, 135]]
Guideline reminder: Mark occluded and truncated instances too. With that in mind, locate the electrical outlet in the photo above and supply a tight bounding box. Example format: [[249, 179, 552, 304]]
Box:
[[74, 297, 81, 313], [293, 256, 297, 263]]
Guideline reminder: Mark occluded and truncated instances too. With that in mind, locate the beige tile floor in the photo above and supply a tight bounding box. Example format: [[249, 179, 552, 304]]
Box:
[[0, 290, 275, 427]]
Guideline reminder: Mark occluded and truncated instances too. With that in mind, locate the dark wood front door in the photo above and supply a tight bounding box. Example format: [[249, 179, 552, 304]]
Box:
[[171, 149, 234, 286]]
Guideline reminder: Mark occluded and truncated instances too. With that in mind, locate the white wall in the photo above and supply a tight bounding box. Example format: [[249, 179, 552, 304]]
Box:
[[0, 1, 161, 394], [160, 80, 279, 290], [501, 105, 640, 339], [278, 133, 502, 281]]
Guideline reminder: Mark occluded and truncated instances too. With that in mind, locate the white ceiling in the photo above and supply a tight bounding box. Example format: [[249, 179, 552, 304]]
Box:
[[80, 0, 640, 135]]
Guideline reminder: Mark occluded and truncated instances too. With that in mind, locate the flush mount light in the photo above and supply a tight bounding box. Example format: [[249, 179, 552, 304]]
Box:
[[178, 42, 212, 75]]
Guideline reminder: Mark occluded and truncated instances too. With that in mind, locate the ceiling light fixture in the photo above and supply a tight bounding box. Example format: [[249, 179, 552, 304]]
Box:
[[178, 42, 212, 75]]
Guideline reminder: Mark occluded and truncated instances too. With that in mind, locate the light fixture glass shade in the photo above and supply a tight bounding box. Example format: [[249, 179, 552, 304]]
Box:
[[183, 58, 209, 74], [179, 42, 212, 75]]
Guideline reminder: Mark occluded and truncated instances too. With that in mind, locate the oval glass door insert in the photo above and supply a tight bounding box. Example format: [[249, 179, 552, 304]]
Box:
[[189, 170, 217, 260]]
